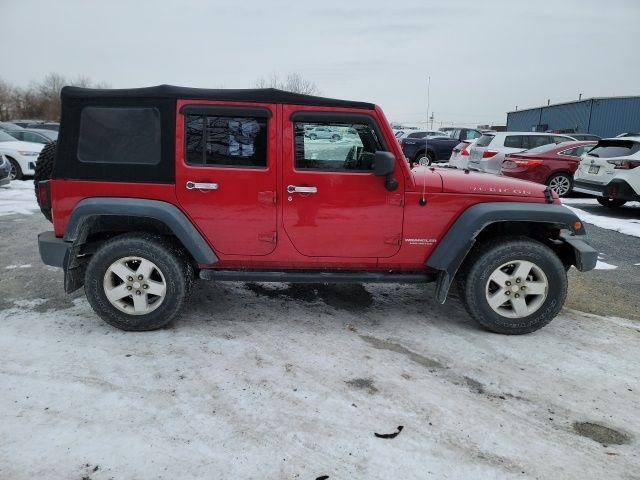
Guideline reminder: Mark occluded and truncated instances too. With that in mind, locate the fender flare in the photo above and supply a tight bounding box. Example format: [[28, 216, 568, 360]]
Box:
[[65, 197, 218, 265], [426, 202, 591, 303]]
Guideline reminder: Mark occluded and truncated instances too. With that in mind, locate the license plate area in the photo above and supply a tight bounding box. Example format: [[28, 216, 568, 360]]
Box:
[[588, 165, 600, 174]]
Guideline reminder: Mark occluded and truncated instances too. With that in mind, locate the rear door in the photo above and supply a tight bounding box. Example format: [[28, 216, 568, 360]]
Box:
[[175, 101, 278, 256], [281, 107, 404, 258]]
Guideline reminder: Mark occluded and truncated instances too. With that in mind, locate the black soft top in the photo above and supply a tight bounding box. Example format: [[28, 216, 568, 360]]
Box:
[[61, 84, 375, 110]]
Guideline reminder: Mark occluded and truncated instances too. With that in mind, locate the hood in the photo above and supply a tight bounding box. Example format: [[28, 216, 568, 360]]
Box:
[[0, 140, 44, 152], [436, 167, 552, 199]]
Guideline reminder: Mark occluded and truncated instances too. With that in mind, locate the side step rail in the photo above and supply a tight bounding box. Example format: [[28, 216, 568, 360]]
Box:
[[199, 269, 437, 284]]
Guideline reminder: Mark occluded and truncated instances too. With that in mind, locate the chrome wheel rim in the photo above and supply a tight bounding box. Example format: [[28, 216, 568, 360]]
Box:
[[549, 175, 571, 196], [485, 260, 548, 318], [418, 155, 431, 166], [103, 256, 166, 315], [8, 162, 16, 180]]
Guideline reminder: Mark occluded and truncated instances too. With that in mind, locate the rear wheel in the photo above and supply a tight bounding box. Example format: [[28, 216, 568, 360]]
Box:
[[84, 233, 193, 331], [34, 141, 57, 222], [596, 197, 626, 208], [415, 152, 434, 166], [458, 237, 567, 334], [546, 173, 572, 197], [7, 158, 22, 180]]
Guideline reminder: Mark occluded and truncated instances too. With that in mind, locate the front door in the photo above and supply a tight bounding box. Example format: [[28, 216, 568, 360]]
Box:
[[282, 106, 404, 258], [175, 101, 278, 256]]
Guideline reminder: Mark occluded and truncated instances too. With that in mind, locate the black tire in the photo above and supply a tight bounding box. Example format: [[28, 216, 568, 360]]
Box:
[[34, 141, 57, 222], [7, 157, 23, 180], [84, 233, 194, 331], [546, 173, 573, 197], [415, 152, 433, 166], [596, 197, 626, 208], [458, 236, 567, 335]]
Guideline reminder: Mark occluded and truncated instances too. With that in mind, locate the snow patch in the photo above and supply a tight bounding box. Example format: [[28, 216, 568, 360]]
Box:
[[5, 264, 32, 270], [595, 260, 617, 270], [564, 204, 640, 238], [0, 180, 39, 216]]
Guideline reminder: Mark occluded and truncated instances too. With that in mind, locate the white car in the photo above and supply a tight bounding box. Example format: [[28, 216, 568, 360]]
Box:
[[0, 130, 43, 180], [573, 137, 640, 207], [467, 132, 574, 174], [449, 139, 478, 169], [397, 130, 449, 140]]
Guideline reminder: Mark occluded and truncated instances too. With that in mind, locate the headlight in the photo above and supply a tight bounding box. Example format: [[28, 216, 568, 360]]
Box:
[[18, 151, 39, 156]]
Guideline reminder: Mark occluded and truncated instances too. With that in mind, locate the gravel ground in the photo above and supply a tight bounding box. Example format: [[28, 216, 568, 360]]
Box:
[[0, 210, 639, 479]]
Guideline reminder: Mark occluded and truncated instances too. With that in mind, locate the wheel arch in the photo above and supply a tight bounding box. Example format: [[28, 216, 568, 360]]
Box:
[[425, 202, 595, 303], [59, 198, 218, 293]]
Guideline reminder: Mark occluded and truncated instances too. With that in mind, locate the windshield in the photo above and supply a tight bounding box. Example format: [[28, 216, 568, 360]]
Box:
[[39, 130, 58, 140], [475, 134, 495, 147], [0, 131, 17, 142], [587, 140, 640, 158]]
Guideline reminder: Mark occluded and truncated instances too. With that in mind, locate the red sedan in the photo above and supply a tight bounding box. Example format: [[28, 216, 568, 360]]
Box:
[[501, 141, 596, 197]]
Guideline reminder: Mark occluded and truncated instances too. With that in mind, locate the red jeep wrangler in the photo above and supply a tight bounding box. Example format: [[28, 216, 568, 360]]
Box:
[[35, 85, 596, 334]]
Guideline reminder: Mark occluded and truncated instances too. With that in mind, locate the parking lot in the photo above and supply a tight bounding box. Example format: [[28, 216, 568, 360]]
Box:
[[0, 181, 638, 479]]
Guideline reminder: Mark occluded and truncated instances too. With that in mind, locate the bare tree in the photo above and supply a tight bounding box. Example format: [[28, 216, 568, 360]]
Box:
[[255, 72, 320, 95], [0, 74, 109, 121]]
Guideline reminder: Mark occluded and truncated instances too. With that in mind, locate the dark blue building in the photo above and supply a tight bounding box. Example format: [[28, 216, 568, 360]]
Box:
[[506, 96, 640, 137]]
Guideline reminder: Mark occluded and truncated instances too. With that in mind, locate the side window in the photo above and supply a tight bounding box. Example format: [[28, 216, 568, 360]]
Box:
[[408, 132, 426, 139], [185, 114, 267, 168], [504, 135, 524, 148], [559, 147, 578, 156], [527, 135, 553, 149], [552, 135, 570, 144], [24, 132, 45, 143], [11, 132, 23, 141], [294, 121, 382, 171], [577, 145, 594, 156]]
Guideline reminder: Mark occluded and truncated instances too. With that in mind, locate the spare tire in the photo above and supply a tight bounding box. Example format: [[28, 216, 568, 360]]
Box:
[[34, 140, 56, 223]]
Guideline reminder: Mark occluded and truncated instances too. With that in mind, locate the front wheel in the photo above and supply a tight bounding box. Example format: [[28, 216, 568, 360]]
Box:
[[597, 197, 626, 208], [84, 233, 193, 331], [458, 237, 567, 334], [7, 158, 23, 180], [416, 153, 433, 166], [546, 173, 572, 197]]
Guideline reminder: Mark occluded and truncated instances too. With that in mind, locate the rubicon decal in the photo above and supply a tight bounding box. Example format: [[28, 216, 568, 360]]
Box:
[[470, 186, 533, 195]]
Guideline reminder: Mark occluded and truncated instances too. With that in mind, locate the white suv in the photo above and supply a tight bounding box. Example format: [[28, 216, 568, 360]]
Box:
[[468, 132, 574, 174], [573, 137, 640, 207], [0, 130, 44, 180]]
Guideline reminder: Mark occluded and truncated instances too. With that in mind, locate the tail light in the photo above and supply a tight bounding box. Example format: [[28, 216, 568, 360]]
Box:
[[460, 144, 470, 156], [607, 159, 640, 169], [513, 159, 543, 167], [482, 149, 499, 158], [399, 138, 405, 148], [37, 180, 51, 210]]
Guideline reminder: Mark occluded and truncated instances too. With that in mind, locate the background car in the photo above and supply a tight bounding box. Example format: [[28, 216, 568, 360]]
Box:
[[305, 125, 342, 141], [0, 153, 11, 186], [500, 140, 596, 197], [400, 127, 482, 165], [573, 137, 640, 208], [26, 121, 60, 131], [467, 132, 575, 174], [0, 130, 44, 180], [0, 121, 23, 131], [449, 139, 478, 169], [7, 128, 58, 144], [10, 119, 45, 128], [570, 133, 601, 141]]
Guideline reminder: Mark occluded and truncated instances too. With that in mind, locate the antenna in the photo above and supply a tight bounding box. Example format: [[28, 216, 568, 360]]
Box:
[[420, 76, 430, 206]]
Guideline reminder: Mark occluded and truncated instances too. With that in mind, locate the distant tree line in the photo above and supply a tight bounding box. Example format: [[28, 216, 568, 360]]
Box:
[[0, 72, 320, 122], [0, 73, 108, 122]]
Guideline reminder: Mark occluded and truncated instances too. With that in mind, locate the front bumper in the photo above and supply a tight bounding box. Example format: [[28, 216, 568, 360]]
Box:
[[573, 179, 606, 197], [559, 230, 597, 272]]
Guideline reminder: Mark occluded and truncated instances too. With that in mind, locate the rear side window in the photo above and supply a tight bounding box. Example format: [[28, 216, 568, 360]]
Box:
[[78, 107, 160, 164], [504, 135, 525, 148], [587, 141, 640, 158], [185, 114, 267, 168], [408, 132, 426, 139], [294, 121, 382, 171], [527, 135, 554, 149], [476, 134, 495, 147]]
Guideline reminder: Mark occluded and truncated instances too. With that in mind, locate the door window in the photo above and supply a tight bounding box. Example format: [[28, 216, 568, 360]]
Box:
[[504, 135, 525, 148], [294, 122, 382, 171], [526, 136, 554, 149], [185, 114, 267, 168]]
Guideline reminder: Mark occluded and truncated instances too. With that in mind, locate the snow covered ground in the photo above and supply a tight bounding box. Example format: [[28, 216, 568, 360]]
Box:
[[0, 181, 39, 216], [1, 285, 638, 480], [561, 197, 640, 239]]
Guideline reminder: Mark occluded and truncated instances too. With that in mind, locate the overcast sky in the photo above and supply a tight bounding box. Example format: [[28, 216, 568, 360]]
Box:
[[2, 0, 639, 127]]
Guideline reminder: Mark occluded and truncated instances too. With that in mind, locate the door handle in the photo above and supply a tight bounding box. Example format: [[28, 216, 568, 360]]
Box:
[[186, 181, 219, 190], [287, 185, 317, 194]]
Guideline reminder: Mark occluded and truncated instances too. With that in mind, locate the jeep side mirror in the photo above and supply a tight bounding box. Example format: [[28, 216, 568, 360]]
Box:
[[373, 151, 398, 191]]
